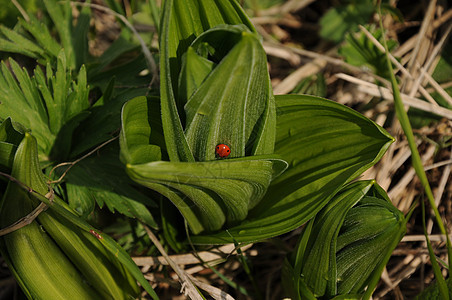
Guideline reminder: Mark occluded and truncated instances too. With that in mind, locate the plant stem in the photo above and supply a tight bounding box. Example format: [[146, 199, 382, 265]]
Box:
[[378, 0, 452, 280]]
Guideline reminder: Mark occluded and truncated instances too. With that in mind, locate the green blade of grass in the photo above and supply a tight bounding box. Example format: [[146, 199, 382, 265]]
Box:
[[378, 3, 451, 298], [422, 198, 449, 299]]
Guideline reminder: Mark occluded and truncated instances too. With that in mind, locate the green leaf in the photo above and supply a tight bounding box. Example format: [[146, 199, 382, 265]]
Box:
[[319, 1, 375, 43], [183, 25, 275, 160], [120, 96, 162, 165], [88, 34, 140, 80], [120, 0, 280, 234], [414, 277, 452, 300], [0, 59, 53, 156], [72, 4, 91, 70], [43, 0, 74, 68], [159, 0, 256, 162], [0, 118, 24, 146], [0, 56, 90, 161], [0, 135, 103, 300], [70, 87, 148, 158], [126, 156, 287, 234], [18, 15, 61, 59], [0, 133, 159, 299], [291, 74, 327, 97], [191, 94, 394, 243], [0, 0, 39, 27], [177, 47, 215, 112], [339, 27, 398, 80], [0, 24, 44, 59], [63, 144, 158, 228], [284, 181, 405, 298], [0, 117, 22, 170]]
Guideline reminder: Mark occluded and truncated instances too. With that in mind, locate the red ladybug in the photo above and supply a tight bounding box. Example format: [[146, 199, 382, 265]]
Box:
[[215, 144, 231, 158]]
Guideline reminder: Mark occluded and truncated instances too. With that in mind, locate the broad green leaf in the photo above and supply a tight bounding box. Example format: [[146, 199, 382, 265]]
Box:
[[191, 95, 394, 243], [183, 25, 275, 160], [0, 118, 24, 171], [0, 135, 103, 300], [70, 87, 149, 158], [126, 157, 287, 234], [335, 196, 404, 295], [0, 133, 159, 299], [177, 47, 214, 111], [283, 181, 405, 299], [0, 118, 24, 146], [87, 33, 139, 80], [160, 0, 256, 162], [88, 53, 151, 91], [120, 1, 280, 234]]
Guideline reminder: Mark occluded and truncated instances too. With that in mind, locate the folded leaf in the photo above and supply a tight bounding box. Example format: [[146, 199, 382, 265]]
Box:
[[0, 133, 159, 299], [191, 95, 394, 244], [284, 181, 405, 298], [126, 157, 287, 234], [120, 1, 280, 234], [160, 0, 256, 162], [183, 25, 275, 161]]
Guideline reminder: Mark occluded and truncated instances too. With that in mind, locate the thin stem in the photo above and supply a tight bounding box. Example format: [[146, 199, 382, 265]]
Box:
[[0, 173, 54, 236], [48, 136, 118, 184], [378, 0, 452, 279]]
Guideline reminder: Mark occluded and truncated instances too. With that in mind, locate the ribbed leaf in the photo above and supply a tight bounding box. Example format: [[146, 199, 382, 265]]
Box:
[[120, 96, 163, 165], [126, 157, 287, 234], [121, 0, 279, 234], [0, 133, 159, 299], [283, 181, 405, 299], [183, 25, 275, 161], [0, 134, 101, 299], [191, 95, 394, 243], [160, 0, 256, 162]]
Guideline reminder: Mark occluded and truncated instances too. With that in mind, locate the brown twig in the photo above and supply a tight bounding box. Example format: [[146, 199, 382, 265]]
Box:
[[0, 173, 54, 237], [143, 225, 203, 300], [48, 136, 118, 184]]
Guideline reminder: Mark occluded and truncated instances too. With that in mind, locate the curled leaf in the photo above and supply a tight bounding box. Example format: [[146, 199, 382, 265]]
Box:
[[126, 157, 287, 234], [120, 1, 281, 234], [284, 181, 405, 298]]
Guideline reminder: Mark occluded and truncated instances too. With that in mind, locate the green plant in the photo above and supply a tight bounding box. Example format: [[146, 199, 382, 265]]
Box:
[[0, 0, 412, 299]]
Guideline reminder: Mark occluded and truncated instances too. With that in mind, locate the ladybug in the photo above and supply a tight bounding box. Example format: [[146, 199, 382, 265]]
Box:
[[215, 144, 231, 158]]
